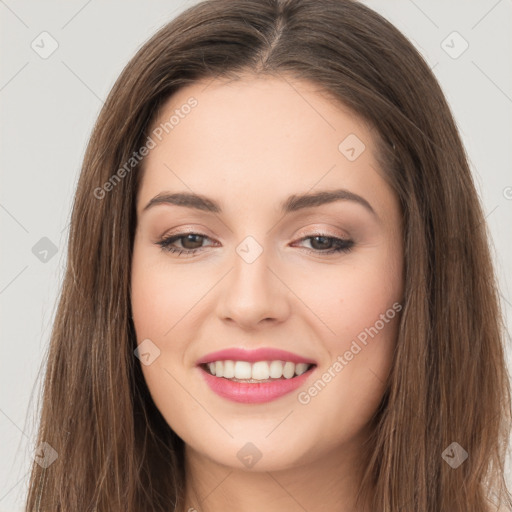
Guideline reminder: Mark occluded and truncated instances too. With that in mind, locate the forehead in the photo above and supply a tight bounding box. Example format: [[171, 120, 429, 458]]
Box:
[[137, 75, 392, 217], [148, 74, 375, 154]]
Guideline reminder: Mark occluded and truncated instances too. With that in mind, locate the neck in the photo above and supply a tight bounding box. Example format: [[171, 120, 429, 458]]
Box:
[[180, 432, 374, 512]]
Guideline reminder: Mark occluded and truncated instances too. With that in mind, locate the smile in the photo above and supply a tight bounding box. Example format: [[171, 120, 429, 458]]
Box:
[[198, 361, 317, 403], [203, 360, 314, 381]]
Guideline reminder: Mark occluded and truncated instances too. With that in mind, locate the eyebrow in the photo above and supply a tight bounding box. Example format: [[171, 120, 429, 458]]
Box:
[[142, 188, 377, 217]]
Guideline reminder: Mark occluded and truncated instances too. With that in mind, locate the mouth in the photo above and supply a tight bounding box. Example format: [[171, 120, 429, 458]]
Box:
[[199, 360, 317, 383], [195, 347, 318, 403], [197, 360, 317, 403]]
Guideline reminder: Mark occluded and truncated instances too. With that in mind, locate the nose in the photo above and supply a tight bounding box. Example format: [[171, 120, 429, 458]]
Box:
[[215, 245, 291, 330]]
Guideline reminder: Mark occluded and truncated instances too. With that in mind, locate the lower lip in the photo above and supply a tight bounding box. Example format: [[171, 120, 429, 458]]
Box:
[[198, 365, 316, 403]]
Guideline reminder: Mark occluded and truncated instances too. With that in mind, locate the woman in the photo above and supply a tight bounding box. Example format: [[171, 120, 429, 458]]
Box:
[[25, 0, 512, 510]]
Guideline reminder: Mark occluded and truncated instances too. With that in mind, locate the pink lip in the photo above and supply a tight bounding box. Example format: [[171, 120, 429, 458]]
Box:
[[195, 347, 316, 366], [197, 364, 317, 403]]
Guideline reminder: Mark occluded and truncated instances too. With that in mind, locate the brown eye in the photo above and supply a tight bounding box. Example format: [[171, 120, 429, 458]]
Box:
[[156, 232, 213, 256], [309, 235, 335, 250], [295, 234, 354, 255], [178, 234, 205, 250]]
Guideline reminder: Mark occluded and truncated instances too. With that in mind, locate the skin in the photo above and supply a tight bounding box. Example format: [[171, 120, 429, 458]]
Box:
[[131, 74, 404, 512]]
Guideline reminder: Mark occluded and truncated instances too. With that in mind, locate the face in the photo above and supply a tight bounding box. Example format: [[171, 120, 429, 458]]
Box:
[[131, 75, 403, 472]]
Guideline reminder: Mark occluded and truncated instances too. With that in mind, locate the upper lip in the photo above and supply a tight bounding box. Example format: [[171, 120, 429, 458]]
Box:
[[196, 347, 317, 366]]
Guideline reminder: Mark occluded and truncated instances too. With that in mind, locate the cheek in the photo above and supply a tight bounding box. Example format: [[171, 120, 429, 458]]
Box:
[[298, 273, 400, 445], [130, 246, 200, 339], [295, 247, 401, 408], [300, 253, 402, 348], [131, 248, 196, 424]]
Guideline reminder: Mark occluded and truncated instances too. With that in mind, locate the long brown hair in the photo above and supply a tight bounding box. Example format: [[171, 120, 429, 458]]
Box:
[[25, 0, 512, 510]]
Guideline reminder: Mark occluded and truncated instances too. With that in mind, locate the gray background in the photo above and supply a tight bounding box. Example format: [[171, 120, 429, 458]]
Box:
[[1, 0, 511, 510]]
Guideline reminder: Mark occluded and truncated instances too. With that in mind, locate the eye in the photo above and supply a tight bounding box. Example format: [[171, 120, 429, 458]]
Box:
[[293, 234, 354, 255], [155, 232, 354, 257], [156, 232, 214, 257]]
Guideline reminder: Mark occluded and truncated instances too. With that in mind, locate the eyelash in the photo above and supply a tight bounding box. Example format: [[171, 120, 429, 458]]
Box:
[[156, 232, 354, 257]]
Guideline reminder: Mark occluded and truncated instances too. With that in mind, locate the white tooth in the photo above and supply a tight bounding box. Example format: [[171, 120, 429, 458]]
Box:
[[223, 360, 235, 378], [208, 360, 311, 380], [234, 361, 252, 379], [252, 361, 270, 380], [295, 363, 309, 376], [269, 360, 284, 378], [282, 361, 295, 379]]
